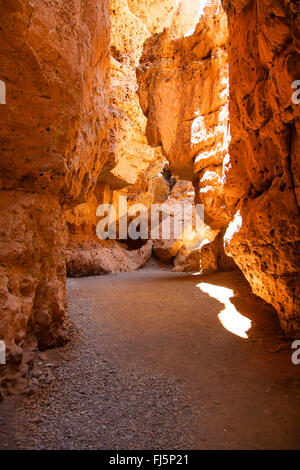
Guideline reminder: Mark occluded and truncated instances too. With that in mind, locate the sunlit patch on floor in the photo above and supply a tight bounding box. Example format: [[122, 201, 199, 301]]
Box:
[[197, 283, 252, 339]]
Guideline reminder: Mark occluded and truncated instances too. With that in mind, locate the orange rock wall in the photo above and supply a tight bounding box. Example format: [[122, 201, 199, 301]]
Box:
[[64, 0, 171, 273], [138, 0, 300, 335], [137, 1, 234, 272], [222, 0, 300, 337], [0, 0, 110, 396]]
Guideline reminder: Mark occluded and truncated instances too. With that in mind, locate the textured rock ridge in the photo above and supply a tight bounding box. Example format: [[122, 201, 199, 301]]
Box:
[[137, 1, 233, 271], [102, 0, 208, 189], [64, 168, 168, 278], [100, 0, 166, 189], [65, 0, 173, 274], [0, 0, 110, 396], [137, 1, 229, 184], [222, 0, 300, 337], [66, 241, 153, 278]]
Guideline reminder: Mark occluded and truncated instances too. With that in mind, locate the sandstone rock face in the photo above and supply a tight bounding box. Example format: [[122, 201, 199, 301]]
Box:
[[103, 0, 209, 190], [1, 0, 110, 202], [64, 159, 170, 274], [65, 182, 113, 250], [222, 0, 300, 337], [137, 1, 229, 186], [152, 180, 236, 272], [152, 180, 217, 268], [174, 231, 237, 273], [111, 158, 170, 226], [126, 0, 178, 35], [66, 0, 214, 271], [137, 1, 234, 270], [152, 181, 199, 264], [64, 0, 174, 275], [100, 0, 164, 189], [66, 241, 153, 278], [138, 0, 300, 335], [0, 0, 110, 396], [64, 163, 169, 276], [0, 192, 68, 395]]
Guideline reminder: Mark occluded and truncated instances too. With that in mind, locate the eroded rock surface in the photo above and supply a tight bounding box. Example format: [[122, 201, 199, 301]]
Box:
[[100, 0, 166, 189], [64, 161, 170, 275], [137, 1, 229, 185], [66, 241, 153, 278], [138, 0, 300, 336], [64, 0, 172, 273], [153, 180, 236, 273], [153, 181, 202, 264], [222, 0, 300, 337], [0, 0, 110, 396], [137, 1, 234, 272]]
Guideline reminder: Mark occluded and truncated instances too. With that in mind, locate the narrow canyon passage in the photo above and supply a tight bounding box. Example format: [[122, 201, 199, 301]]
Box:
[[1, 263, 299, 450], [0, 0, 299, 454]]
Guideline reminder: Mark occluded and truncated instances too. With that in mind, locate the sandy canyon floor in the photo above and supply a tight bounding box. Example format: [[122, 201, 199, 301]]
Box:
[[0, 262, 299, 450]]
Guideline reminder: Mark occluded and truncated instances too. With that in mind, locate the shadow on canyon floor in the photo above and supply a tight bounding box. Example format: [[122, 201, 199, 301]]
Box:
[[0, 262, 299, 450]]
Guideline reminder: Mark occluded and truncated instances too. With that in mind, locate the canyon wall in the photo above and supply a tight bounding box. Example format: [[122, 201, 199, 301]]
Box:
[[137, 0, 300, 336], [222, 0, 300, 337], [0, 0, 110, 396], [65, 0, 218, 276], [64, 0, 175, 275], [137, 0, 235, 272], [100, 0, 171, 188]]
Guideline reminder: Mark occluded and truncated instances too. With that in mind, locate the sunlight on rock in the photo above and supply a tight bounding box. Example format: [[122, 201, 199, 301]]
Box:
[[192, 103, 230, 170], [170, 0, 216, 39], [224, 210, 242, 245], [184, 0, 215, 37], [197, 283, 252, 338], [191, 112, 206, 145]]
